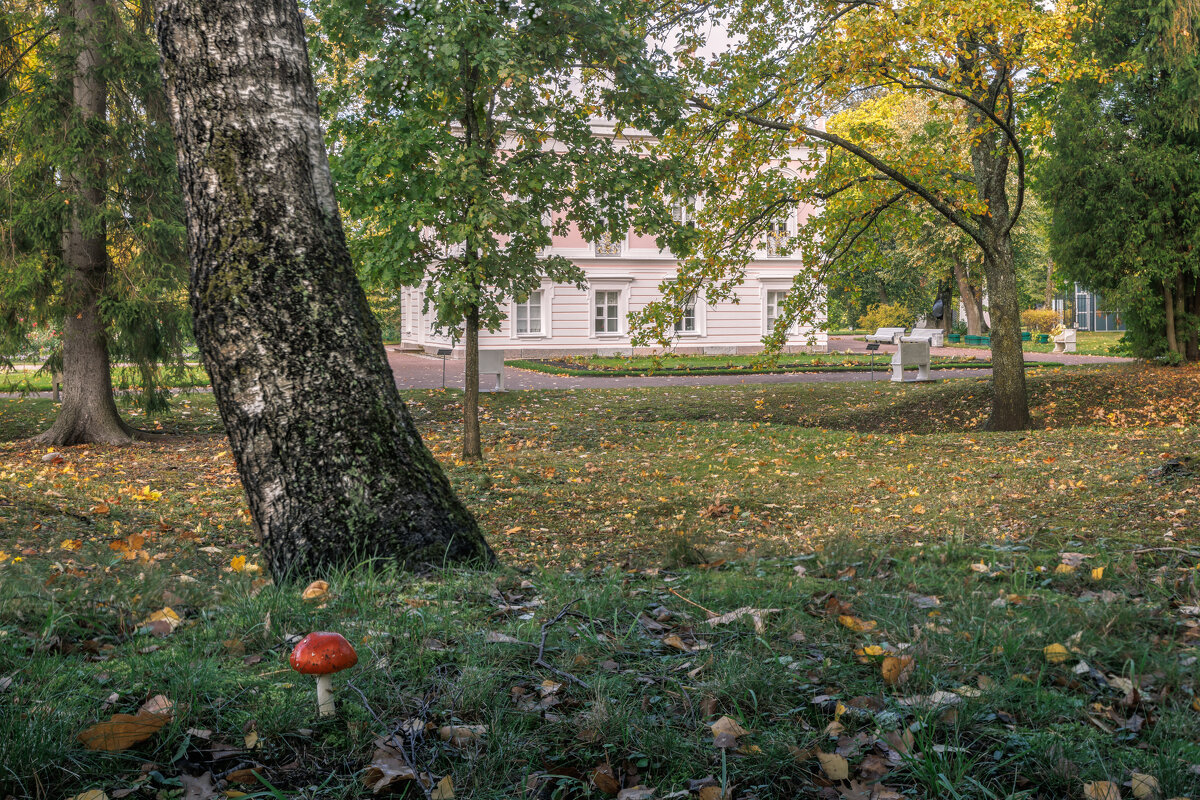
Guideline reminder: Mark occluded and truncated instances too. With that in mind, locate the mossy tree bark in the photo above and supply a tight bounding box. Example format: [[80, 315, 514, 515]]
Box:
[[36, 0, 136, 447], [153, 0, 495, 580]]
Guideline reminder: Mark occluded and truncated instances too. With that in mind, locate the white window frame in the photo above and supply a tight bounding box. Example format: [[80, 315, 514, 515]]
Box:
[[588, 278, 634, 338], [761, 280, 799, 337], [510, 284, 553, 339], [669, 286, 706, 338]]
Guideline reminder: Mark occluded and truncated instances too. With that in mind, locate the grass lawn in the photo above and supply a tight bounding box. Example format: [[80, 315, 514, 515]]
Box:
[[1, 365, 1199, 799], [510, 351, 1011, 377], [0, 364, 211, 394], [949, 331, 1128, 357]]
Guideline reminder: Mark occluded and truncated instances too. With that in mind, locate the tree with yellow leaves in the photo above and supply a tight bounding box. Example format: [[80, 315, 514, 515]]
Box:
[[658, 0, 1102, 429]]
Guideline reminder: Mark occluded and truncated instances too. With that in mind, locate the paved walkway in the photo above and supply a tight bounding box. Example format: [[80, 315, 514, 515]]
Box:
[[386, 348, 991, 391], [386, 335, 1131, 392]]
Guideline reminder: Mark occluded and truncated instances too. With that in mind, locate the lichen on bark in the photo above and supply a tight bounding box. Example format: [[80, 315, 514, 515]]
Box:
[[154, 0, 495, 580]]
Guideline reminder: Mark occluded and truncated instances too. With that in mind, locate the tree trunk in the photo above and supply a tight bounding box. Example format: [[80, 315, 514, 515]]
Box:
[[982, 241, 1031, 431], [36, 0, 135, 446], [462, 305, 482, 460], [1183, 273, 1199, 362], [952, 258, 984, 336], [154, 0, 494, 580], [1164, 279, 1179, 355], [1043, 262, 1055, 308]]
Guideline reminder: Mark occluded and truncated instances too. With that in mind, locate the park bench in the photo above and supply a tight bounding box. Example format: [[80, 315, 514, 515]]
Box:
[[909, 327, 945, 347], [866, 327, 907, 345], [1052, 328, 1077, 354], [479, 349, 507, 392], [891, 337, 934, 382]]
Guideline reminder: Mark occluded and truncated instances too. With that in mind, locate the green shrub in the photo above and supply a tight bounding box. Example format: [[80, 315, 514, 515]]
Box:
[[857, 303, 914, 332], [1021, 308, 1062, 333]]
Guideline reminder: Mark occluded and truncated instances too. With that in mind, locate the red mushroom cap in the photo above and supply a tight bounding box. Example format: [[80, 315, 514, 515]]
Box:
[[290, 631, 358, 675]]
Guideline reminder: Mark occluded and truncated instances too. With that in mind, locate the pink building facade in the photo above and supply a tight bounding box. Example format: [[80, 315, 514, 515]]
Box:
[[398, 127, 827, 358]]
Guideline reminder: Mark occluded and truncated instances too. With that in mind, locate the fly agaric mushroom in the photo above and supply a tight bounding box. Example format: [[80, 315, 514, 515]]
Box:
[[290, 632, 357, 717]]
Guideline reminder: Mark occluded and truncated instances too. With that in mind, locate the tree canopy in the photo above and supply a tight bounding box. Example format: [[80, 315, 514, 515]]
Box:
[[0, 0, 188, 423]]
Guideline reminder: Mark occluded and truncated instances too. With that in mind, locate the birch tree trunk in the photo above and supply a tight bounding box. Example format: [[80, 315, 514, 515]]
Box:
[[36, 0, 134, 446], [154, 0, 494, 580]]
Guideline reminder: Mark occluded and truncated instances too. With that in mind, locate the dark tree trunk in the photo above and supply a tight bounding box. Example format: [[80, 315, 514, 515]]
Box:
[[154, 0, 494, 580], [463, 305, 482, 460], [1044, 262, 1054, 309], [952, 259, 985, 336], [982, 240, 1030, 430], [1183, 273, 1199, 362], [36, 0, 135, 446], [1165, 279, 1179, 356]]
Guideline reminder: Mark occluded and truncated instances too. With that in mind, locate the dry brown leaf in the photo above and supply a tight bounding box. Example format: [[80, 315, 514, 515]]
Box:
[[77, 711, 171, 751], [438, 724, 486, 747], [662, 634, 691, 652], [710, 715, 750, 740], [697, 787, 725, 800], [705, 606, 780, 634], [1083, 781, 1122, 800], [66, 792, 109, 800], [362, 738, 432, 793], [881, 656, 915, 687], [432, 775, 454, 799], [484, 631, 528, 645], [301, 580, 329, 602], [1130, 773, 1159, 799], [817, 750, 850, 781], [616, 788, 655, 800], [138, 694, 175, 717], [591, 764, 621, 797]]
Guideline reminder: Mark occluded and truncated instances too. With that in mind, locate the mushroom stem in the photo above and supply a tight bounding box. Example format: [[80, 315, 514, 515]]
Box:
[[316, 674, 336, 716]]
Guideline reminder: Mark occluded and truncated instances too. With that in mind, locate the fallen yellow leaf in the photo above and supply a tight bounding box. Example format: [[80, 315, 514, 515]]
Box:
[[816, 750, 849, 781], [1130, 773, 1158, 799], [1091, 566, 1105, 580], [1082, 781, 1122, 800], [1043, 643, 1070, 664], [230, 555, 247, 572], [838, 615, 878, 633]]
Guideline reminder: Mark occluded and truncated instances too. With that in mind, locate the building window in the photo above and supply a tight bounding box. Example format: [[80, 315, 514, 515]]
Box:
[[765, 216, 791, 257], [514, 291, 543, 335], [766, 290, 787, 331], [595, 232, 623, 257], [595, 290, 621, 334], [671, 199, 695, 225], [675, 293, 697, 333]]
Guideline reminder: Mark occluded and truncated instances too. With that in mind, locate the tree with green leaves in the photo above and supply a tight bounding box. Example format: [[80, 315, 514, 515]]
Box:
[[657, 0, 1100, 429], [1043, 0, 1200, 362], [0, 0, 189, 445], [311, 0, 687, 459]]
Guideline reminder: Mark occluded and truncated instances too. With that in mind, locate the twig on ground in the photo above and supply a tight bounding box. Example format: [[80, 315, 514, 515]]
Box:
[[346, 680, 435, 800], [668, 587, 718, 618], [1131, 546, 1200, 558], [534, 599, 590, 688]]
